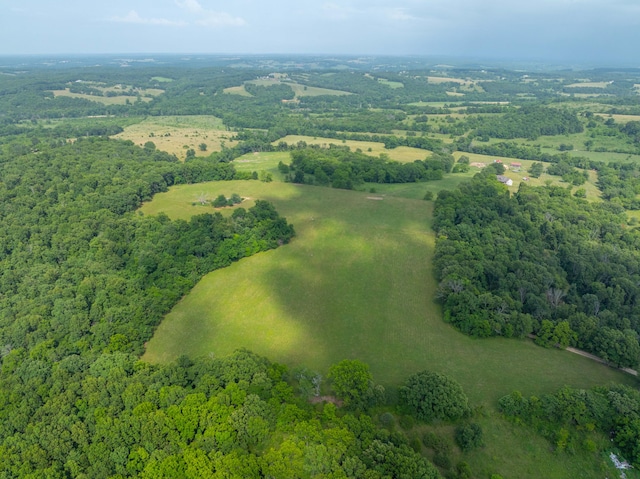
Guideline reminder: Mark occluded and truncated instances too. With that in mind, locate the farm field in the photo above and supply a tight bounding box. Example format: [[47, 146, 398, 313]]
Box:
[[50, 83, 164, 105], [565, 81, 610, 88], [112, 115, 237, 159], [141, 180, 632, 404], [224, 80, 352, 97], [377, 78, 404, 89], [274, 134, 431, 161], [232, 151, 478, 200]]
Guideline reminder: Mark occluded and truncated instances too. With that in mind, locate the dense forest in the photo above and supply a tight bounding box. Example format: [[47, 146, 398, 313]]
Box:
[[433, 173, 640, 368]]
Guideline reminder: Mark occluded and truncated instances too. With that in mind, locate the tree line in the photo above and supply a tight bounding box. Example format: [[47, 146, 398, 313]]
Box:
[[433, 172, 640, 368], [286, 147, 454, 188]]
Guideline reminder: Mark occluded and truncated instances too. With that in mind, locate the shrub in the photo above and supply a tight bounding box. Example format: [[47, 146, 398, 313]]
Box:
[[400, 370, 470, 421], [212, 194, 228, 207], [454, 423, 484, 451]]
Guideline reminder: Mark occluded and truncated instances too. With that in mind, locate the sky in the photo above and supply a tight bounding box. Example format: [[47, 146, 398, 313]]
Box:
[[2, 0, 639, 65]]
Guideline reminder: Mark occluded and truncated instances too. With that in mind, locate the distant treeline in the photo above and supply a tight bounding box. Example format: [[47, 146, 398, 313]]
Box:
[[472, 106, 584, 140]]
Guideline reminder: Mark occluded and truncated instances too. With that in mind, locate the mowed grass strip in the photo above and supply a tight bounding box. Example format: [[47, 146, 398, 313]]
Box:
[[141, 180, 633, 407]]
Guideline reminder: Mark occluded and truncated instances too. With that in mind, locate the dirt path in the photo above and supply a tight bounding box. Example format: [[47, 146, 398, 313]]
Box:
[[527, 334, 638, 376], [565, 346, 638, 376]]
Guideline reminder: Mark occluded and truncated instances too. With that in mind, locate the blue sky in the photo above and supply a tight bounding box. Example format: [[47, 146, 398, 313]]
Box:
[[2, 0, 639, 65]]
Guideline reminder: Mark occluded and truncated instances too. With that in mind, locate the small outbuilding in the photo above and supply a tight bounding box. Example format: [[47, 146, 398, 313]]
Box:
[[497, 175, 513, 186]]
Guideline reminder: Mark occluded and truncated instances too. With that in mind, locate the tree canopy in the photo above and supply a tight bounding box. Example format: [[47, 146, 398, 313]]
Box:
[[400, 370, 470, 422]]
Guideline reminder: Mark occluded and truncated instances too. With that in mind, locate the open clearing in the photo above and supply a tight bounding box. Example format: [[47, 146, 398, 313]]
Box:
[[451, 152, 602, 199], [112, 115, 237, 160], [378, 78, 404, 89], [565, 81, 611, 88], [50, 83, 163, 105], [274, 134, 430, 162], [141, 180, 631, 403], [141, 180, 633, 479], [595, 113, 640, 123], [427, 76, 470, 85], [224, 80, 352, 98], [51, 89, 158, 105]]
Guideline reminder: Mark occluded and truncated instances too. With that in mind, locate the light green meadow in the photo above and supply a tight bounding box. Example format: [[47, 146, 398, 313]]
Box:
[[141, 181, 633, 406]]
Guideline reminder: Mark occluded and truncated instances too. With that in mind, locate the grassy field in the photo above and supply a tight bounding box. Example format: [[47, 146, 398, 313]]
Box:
[[112, 115, 237, 160], [141, 180, 632, 400], [223, 85, 253, 97], [274, 135, 430, 162], [421, 409, 636, 479], [565, 81, 610, 88], [50, 84, 163, 105], [141, 179, 635, 478], [595, 113, 640, 124], [378, 78, 404, 89], [224, 80, 352, 98]]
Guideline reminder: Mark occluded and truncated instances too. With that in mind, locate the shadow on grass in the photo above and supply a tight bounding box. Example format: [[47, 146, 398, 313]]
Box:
[[143, 181, 635, 406]]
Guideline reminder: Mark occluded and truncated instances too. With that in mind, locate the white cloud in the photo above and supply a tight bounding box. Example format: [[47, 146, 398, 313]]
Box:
[[196, 12, 246, 27], [111, 10, 186, 26], [176, 0, 246, 27], [322, 3, 357, 21], [387, 8, 417, 21], [176, 0, 204, 14]]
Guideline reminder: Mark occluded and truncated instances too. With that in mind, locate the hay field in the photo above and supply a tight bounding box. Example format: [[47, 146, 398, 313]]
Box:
[[50, 83, 163, 105], [224, 80, 351, 98], [595, 113, 640, 124], [112, 115, 237, 160], [565, 81, 611, 88], [274, 135, 430, 162]]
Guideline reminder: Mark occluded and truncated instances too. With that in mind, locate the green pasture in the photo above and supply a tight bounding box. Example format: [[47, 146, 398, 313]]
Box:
[[287, 82, 352, 97], [378, 78, 404, 89], [223, 85, 253, 97], [231, 152, 475, 200], [420, 411, 629, 479], [38, 116, 143, 130], [366, 173, 476, 200], [141, 180, 633, 407]]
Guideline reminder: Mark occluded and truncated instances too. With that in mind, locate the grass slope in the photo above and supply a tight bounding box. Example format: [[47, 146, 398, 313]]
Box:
[[141, 180, 632, 403], [141, 179, 636, 479]]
